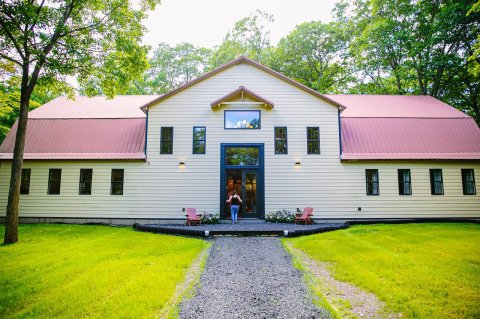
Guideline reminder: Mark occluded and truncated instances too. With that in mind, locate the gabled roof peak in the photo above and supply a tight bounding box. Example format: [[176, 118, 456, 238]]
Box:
[[141, 55, 344, 110]]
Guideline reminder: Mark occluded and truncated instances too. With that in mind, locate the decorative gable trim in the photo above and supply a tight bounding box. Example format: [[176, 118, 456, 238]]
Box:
[[210, 86, 274, 109]]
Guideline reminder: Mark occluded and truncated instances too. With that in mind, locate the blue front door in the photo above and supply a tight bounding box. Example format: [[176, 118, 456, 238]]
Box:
[[220, 144, 264, 219]]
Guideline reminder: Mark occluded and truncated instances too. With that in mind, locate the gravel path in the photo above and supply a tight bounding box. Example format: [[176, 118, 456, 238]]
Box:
[[180, 237, 330, 319]]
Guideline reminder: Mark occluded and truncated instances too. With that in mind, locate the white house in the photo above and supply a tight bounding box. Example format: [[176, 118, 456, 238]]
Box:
[[1, 56, 479, 224]]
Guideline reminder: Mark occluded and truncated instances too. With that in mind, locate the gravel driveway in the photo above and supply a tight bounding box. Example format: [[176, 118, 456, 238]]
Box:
[[180, 237, 330, 319]]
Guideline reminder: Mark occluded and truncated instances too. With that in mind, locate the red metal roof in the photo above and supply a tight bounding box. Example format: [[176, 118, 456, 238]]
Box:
[[1, 64, 479, 161], [29, 95, 157, 119], [0, 119, 146, 160], [341, 118, 480, 160], [329, 94, 480, 160], [326, 94, 469, 118]]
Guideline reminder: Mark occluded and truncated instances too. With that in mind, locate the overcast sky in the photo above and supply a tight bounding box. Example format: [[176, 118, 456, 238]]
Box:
[[142, 0, 339, 49]]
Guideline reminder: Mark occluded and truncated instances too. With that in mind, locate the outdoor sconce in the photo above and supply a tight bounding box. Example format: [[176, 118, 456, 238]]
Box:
[[294, 161, 301, 168], [179, 161, 186, 168]]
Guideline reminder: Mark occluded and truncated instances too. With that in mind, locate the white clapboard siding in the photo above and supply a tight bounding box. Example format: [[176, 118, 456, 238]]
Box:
[[0, 62, 479, 219]]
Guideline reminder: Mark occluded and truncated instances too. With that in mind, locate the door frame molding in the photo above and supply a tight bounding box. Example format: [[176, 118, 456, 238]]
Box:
[[220, 143, 265, 219]]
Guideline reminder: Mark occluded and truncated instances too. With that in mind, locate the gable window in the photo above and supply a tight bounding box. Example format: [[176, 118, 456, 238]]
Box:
[[160, 127, 173, 154], [430, 169, 444, 195], [48, 169, 62, 195], [461, 169, 476, 195], [193, 127, 206, 154], [20, 169, 31, 195], [307, 127, 320, 154], [274, 127, 288, 154], [111, 169, 124, 195], [398, 169, 412, 195], [365, 169, 379, 195], [224, 110, 260, 129], [79, 169, 93, 195]]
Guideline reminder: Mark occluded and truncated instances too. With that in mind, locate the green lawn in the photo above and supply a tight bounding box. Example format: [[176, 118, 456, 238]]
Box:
[[0, 224, 209, 319], [285, 223, 480, 319]]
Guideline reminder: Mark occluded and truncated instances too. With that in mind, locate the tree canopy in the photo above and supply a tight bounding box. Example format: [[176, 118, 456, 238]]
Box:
[[0, 0, 161, 243], [268, 21, 353, 93], [127, 42, 212, 95]]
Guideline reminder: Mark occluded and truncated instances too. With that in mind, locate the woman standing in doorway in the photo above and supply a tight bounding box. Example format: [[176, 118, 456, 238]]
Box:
[[226, 190, 242, 224]]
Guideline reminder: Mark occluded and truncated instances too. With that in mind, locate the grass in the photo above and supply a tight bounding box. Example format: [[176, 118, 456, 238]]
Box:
[[0, 224, 210, 319], [285, 223, 480, 319], [287, 251, 344, 319]]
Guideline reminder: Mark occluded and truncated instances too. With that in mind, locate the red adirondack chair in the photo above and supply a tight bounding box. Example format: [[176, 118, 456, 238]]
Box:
[[295, 207, 313, 225], [185, 208, 202, 226]]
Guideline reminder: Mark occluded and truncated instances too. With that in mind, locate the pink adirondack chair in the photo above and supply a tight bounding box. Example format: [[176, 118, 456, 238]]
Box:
[[295, 207, 313, 225], [185, 208, 202, 226]]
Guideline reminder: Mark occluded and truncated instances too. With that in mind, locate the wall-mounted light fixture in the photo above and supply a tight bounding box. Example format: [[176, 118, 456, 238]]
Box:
[[294, 161, 301, 168], [179, 161, 186, 168]]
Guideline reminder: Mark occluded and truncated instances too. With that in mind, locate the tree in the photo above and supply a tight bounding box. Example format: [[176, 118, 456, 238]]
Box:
[[336, 0, 480, 121], [269, 21, 353, 93], [468, 0, 480, 77], [0, 80, 42, 143], [209, 10, 274, 69], [127, 42, 212, 95], [0, 0, 160, 244]]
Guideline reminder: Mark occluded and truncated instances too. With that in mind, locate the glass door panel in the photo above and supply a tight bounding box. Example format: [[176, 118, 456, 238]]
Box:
[[244, 171, 257, 214], [225, 169, 258, 218]]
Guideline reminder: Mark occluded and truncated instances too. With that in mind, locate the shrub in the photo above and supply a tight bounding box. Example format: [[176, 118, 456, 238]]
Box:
[[201, 212, 220, 224], [265, 209, 295, 223]]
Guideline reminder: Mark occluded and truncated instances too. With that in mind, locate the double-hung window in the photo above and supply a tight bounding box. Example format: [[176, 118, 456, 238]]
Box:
[[365, 169, 379, 195], [193, 127, 206, 154], [79, 169, 93, 195], [20, 169, 31, 195], [111, 169, 124, 195], [48, 169, 62, 195], [398, 169, 412, 195], [461, 169, 476, 195], [160, 127, 173, 154], [307, 127, 320, 154], [430, 169, 444, 195], [274, 127, 288, 154]]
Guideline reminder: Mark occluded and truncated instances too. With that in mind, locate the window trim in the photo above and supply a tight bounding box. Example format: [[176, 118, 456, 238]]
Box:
[[78, 169, 93, 195], [397, 169, 412, 195], [110, 169, 124, 195], [192, 126, 206, 154], [20, 168, 31, 195], [48, 168, 62, 195], [461, 169, 476, 195], [306, 126, 320, 154], [365, 169, 379, 196], [274, 126, 288, 155], [160, 127, 174, 154], [224, 110, 261, 130], [429, 169, 444, 195]]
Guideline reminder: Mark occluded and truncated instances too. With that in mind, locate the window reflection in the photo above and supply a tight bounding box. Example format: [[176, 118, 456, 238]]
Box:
[[225, 111, 260, 129], [226, 147, 259, 166]]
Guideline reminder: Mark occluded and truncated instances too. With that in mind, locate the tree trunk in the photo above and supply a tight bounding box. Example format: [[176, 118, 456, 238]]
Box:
[[4, 88, 31, 244]]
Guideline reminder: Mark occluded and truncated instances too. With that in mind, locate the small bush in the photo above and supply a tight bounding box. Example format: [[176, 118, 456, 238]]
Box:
[[265, 209, 295, 223], [201, 212, 220, 224]]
